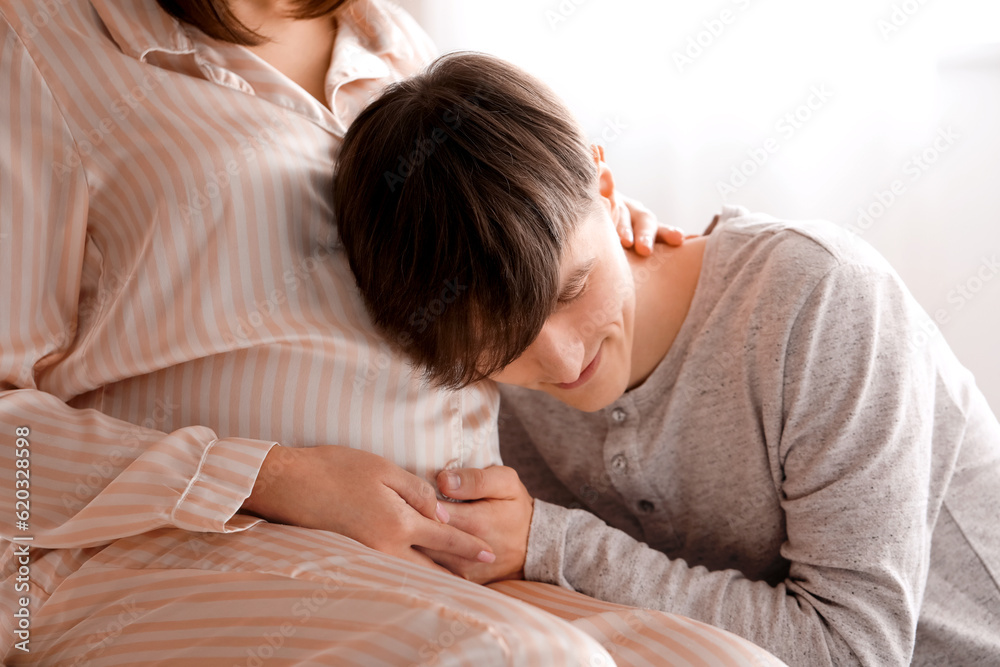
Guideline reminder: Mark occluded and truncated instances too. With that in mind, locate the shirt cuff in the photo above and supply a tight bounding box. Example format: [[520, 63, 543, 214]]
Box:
[[173, 437, 279, 533], [524, 498, 576, 589]]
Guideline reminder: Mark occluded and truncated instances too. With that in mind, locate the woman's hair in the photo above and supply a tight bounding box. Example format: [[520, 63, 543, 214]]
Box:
[[155, 0, 353, 45], [335, 52, 597, 390]]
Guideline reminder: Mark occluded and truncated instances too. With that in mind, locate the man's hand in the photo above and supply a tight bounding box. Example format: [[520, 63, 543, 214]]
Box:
[[241, 445, 497, 573], [614, 192, 685, 255], [419, 466, 534, 584]]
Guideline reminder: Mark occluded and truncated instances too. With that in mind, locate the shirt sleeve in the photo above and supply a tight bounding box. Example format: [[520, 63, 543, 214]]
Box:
[[0, 16, 277, 550], [523, 262, 938, 667]]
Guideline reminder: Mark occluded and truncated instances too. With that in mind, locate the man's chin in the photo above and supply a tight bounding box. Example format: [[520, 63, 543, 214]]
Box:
[[554, 385, 623, 413]]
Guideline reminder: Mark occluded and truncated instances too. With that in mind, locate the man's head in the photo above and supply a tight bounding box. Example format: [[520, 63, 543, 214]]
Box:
[[335, 52, 637, 411]]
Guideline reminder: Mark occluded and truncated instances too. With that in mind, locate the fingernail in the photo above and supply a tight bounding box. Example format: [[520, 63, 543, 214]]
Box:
[[477, 550, 496, 563], [435, 502, 450, 523], [640, 235, 653, 248], [625, 229, 634, 243], [444, 472, 460, 490]]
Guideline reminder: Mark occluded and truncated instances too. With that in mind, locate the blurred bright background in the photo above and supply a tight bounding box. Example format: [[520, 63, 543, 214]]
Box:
[[397, 0, 1000, 413]]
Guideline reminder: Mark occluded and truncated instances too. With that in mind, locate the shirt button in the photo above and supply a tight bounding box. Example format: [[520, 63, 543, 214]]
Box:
[[638, 500, 655, 514], [611, 408, 627, 423], [611, 454, 628, 473]]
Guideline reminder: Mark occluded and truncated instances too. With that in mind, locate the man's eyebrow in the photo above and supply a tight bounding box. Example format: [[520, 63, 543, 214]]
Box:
[[557, 257, 597, 300]]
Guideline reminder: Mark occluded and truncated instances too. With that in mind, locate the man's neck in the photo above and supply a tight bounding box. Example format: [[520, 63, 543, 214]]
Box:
[[627, 235, 708, 390]]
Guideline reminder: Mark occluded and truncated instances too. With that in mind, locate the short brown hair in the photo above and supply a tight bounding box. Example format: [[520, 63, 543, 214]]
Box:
[[335, 52, 596, 389], [155, 0, 353, 45]]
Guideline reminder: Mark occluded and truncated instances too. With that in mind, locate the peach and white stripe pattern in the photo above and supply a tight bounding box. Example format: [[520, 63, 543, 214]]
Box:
[[4, 523, 786, 666], [0, 0, 784, 664]]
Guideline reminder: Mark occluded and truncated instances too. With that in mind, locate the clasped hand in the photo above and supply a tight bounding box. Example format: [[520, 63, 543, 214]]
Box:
[[241, 445, 500, 575], [242, 445, 535, 583], [422, 466, 536, 584]]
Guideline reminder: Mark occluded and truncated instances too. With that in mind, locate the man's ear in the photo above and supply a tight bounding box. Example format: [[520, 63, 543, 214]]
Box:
[[591, 143, 616, 207]]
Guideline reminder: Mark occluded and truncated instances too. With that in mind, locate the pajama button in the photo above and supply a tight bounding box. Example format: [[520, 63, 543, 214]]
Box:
[[611, 454, 627, 472], [611, 408, 627, 423], [638, 500, 655, 513]]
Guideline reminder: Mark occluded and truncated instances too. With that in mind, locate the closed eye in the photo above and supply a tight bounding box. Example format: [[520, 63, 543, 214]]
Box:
[[556, 258, 597, 306], [557, 278, 588, 305]]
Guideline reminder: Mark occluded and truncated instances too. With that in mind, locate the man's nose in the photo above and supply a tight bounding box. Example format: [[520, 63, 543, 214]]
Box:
[[533, 322, 585, 385]]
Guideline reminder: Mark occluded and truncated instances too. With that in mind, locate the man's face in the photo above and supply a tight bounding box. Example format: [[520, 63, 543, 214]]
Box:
[[490, 200, 637, 412]]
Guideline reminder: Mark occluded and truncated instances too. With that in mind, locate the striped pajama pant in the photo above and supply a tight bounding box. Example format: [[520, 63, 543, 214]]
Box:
[[2, 523, 784, 666]]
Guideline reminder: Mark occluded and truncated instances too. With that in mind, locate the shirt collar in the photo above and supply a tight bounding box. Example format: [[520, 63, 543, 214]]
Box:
[[90, 0, 197, 63], [90, 0, 412, 136], [89, 0, 407, 62], [90, 0, 251, 94]]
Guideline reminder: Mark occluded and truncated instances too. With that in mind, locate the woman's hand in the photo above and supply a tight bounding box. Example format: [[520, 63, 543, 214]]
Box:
[[418, 466, 535, 584], [241, 444, 497, 573], [614, 192, 685, 255]]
